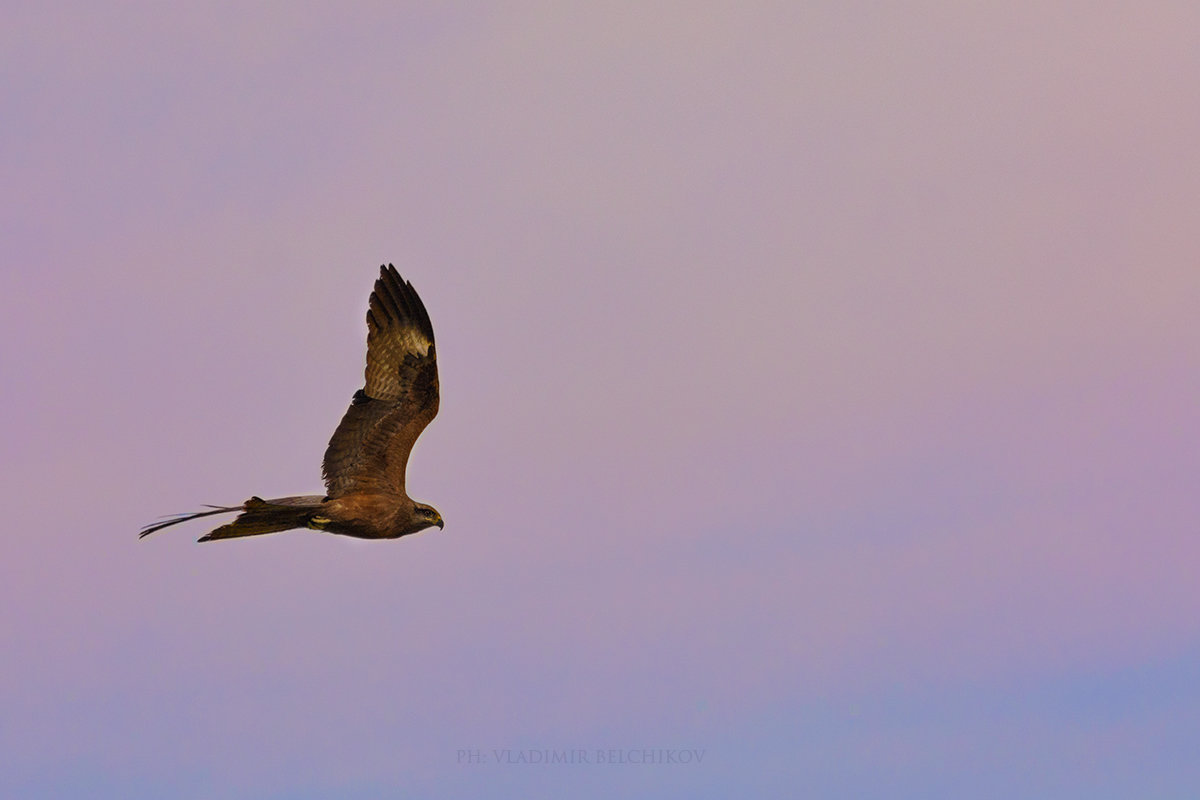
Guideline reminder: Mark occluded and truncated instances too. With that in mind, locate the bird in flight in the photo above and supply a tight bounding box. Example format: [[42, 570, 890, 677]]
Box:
[[141, 264, 443, 542]]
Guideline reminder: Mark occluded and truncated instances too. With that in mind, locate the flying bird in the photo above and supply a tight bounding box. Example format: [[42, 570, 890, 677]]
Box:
[[141, 264, 443, 542]]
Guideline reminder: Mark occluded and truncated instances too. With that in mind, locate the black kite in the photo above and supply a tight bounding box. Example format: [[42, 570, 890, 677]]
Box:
[[141, 265, 443, 542]]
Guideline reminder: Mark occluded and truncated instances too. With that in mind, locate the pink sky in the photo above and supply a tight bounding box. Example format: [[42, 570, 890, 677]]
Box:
[[3, 3, 1199, 797]]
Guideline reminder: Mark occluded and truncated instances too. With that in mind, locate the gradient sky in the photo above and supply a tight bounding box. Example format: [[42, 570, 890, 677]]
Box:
[[4, 2, 1199, 798]]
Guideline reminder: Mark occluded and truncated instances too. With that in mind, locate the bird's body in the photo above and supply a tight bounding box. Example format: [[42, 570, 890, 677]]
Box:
[[141, 265, 444, 542]]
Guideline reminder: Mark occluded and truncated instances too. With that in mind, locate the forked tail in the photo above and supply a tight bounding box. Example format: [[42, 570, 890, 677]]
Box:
[[139, 496, 325, 542]]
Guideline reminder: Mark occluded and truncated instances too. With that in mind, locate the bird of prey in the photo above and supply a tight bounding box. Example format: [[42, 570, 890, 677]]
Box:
[[141, 264, 443, 542]]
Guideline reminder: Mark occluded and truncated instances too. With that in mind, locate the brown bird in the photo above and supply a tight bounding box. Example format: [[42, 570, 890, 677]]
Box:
[[141, 264, 443, 542]]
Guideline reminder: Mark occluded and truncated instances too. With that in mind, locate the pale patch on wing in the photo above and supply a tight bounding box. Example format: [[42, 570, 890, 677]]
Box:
[[398, 328, 432, 357]]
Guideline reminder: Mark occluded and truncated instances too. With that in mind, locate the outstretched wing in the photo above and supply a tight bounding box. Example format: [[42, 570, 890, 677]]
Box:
[[321, 264, 439, 498]]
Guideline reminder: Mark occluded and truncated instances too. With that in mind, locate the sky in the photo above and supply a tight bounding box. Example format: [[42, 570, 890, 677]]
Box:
[[3, 2, 1199, 797]]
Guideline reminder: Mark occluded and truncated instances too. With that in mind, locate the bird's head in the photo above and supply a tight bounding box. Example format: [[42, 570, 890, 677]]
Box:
[[409, 502, 444, 534]]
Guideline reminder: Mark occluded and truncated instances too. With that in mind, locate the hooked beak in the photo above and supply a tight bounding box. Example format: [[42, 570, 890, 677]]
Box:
[[436, 516, 445, 530]]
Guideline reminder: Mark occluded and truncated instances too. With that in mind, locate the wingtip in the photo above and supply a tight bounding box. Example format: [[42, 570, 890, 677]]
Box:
[[367, 262, 435, 343], [380, 263, 403, 285]]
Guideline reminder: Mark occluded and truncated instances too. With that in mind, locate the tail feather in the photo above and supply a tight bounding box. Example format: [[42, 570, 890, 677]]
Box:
[[197, 497, 315, 542], [140, 495, 325, 542], [139, 505, 242, 538]]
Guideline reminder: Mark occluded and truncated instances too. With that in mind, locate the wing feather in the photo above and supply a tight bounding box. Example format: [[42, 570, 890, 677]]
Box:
[[321, 265, 439, 498]]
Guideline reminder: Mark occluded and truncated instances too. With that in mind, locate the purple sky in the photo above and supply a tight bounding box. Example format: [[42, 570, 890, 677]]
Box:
[[4, 3, 1199, 797]]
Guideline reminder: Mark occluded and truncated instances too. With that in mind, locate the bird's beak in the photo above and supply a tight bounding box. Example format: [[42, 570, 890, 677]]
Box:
[[436, 517, 445, 530]]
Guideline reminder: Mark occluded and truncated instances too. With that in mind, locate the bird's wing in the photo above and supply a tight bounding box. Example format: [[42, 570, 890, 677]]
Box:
[[321, 265, 439, 498]]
